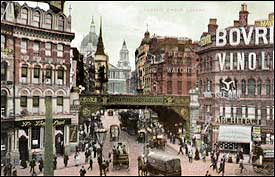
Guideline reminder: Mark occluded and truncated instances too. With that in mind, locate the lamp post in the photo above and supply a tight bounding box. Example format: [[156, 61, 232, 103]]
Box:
[[95, 128, 107, 176]]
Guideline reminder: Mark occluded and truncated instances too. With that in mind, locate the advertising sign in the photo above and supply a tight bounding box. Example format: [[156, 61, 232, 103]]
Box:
[[252, 127, 261, 142]]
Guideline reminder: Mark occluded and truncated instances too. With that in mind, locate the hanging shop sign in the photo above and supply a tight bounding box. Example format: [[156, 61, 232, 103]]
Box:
[[69, 125, 78, 142]]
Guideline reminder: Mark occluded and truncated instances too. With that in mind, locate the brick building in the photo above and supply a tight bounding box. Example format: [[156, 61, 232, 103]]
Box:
[[196, 4, 274, 153], [135, 30, 198, 96], [1, 1, 79, 163]]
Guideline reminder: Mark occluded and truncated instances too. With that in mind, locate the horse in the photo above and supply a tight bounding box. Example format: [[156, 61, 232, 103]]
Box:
[[138, 156, 148, 176]]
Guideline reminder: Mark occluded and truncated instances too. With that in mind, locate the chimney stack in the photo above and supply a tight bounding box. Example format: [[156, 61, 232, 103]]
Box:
[[208, 18, 218, 33], [269, 13, 274, 21], [234, 20, 240, 27], [239, 3, 249, 27]]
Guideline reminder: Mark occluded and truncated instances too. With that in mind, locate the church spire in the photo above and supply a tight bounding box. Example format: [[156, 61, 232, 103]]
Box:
[[122, 40, 127, 48], [90, 16, 95, 33], [95, 16, 105, 55]]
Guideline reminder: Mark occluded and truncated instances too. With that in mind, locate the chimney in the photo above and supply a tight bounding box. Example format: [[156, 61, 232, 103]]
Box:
[[269, 13, 274, 21], [239, 3, 249, 27], [208, 18, 218, 33], [234, 20, 240, 27]]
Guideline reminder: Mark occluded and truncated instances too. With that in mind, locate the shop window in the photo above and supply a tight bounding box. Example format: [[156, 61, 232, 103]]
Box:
[[31, 127, 40, 149]]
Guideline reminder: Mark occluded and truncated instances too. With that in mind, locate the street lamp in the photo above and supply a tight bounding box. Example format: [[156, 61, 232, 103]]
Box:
[[95, 128, 107, 176]]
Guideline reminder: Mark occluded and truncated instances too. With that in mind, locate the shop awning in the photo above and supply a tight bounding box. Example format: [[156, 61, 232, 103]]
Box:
[[218, 125, 251, 143]]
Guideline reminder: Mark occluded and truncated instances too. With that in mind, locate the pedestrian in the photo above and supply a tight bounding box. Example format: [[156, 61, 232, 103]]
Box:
[[3, 164, 9, 176], [236, 151, 240, 164], [87, 157, 93, 171], [85, 149, 90, 163], [210, 158, 217, 172], [74, 152, 80, 166], [93, 144, 97, 158], [218, 158, 224, 174], [205, 170, 211, 176], [64, 153, 69, 168], [12, 167, 17, 176], [202, 150, 206, 162], [79, 166, 87, 176], [177, 143, 184, 156], [215, 150, 220, 162], [172, 134, 176, 144], [53, 156, 57, 170], [108, 152, 112, 162], [188, 149, 193, 163], [185, 143, 188, 156], [239, 159, 244, 174], [30, 158, 36, 174], [38, 158, 43, 172], [7, 162, 12, 176], [194, 148, 200, 160]]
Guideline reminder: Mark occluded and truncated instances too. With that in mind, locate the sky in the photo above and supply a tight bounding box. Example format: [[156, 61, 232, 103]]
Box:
[[18, 1, 274, 70]]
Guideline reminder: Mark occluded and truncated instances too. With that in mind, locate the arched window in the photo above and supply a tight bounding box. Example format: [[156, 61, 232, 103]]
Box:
[[21, 8, 28, 24], [248, 79, 256, 96], [1, 61, 8, 81], [33, 11, 40, 27], [45, 14, 52, 29], [1, 90, 7, 117], [257, 79, 262, 96], [266, 79, 271, 96], [241, 79, 246, 95], [58, 16, 64, 31]]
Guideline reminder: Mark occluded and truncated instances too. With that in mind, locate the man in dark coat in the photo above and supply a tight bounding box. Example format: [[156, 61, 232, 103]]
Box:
[[79, 166, 87, 176], [30, 158, 36, 173], [64, 153, 69, 167], [38, 158, 43, 172]]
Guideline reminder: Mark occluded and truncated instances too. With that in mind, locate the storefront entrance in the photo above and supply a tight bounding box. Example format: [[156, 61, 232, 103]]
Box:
[[19, 135, 29, 162], [55, 126, 64, 156]]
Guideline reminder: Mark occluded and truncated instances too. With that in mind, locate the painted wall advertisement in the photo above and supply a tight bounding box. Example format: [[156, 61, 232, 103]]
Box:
[[252, 127, 261, 142]]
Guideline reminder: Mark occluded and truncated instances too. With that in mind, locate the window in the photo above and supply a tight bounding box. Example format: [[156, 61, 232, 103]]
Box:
[[45, 43, 51, 56], [1, 34, 6, 48], [1, 90, 7, 117], [58, 16, 64, 31], [167, 81, 172, 94], [33, 96, 39, 107], [187, 81, 192, 92], [257, 80, 262, 95], [21, 66, 28, 77], [33, 11, 40, 27], [241, 80, 246, 95], [57, 44, 63, 57], [20, 96, 27, 107], [33, 41, 40, 54], [248, 79, 256, 96], [266, 79, 271, 96], [46, 67, 52, 79], [21, 8, 28, 24], [57, 67, 64, 80], [33, 66, 40, 79], [1, 61, 8, 81], [45, 14, 52, 29], [187, 67, 192, 76], [178, 81, 182, 95], [57, 96, 63, 106], [21, 39, 27, 54]]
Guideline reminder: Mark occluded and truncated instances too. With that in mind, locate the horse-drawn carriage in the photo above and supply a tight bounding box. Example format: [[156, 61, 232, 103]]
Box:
[[138, 151, 181, 176], [148, 134, 167, 150], [252, 144, 274, 175], [110, 125, 120, 142], [112, 142, 130, 170]]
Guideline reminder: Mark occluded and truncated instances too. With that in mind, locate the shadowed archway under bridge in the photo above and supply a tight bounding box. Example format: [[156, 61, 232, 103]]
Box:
[[79, 94, 190, 139]]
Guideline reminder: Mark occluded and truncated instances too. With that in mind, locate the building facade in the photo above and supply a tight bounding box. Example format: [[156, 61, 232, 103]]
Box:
[[135, 30, 198, 96], [1, 1, 79, 163], [196, 4, 274, 153], [108, 41, 131, 94]]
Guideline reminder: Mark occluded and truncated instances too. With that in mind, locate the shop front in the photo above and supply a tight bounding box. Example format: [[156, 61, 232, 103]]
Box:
[[15, 118, 76, 160], [218, 125, 252, 154]]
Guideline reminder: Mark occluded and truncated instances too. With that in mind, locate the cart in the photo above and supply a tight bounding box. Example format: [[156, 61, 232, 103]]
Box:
[[252, 144, 274, 175], [112, 142, 130, 170]]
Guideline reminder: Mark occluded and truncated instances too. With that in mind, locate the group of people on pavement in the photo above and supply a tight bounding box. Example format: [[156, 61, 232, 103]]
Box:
[[3, 162, 17, 176]]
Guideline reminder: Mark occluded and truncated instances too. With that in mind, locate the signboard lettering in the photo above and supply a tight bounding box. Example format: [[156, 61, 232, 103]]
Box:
[[17, 119, 70, 128], [69, 125, 78, 142], [200, 34, 212, 46]]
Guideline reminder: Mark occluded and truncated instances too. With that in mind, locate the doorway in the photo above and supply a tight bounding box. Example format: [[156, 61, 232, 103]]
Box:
[[55, 126, 64, 156], [19, 135, 29, 162]]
